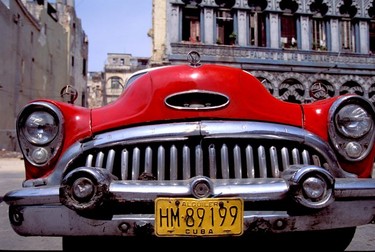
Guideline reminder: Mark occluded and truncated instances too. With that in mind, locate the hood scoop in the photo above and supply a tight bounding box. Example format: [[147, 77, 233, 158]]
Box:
[[165, 90, 229, 110]]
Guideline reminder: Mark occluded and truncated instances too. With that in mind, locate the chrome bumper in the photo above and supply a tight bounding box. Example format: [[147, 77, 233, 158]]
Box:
[[4, 165, 375, 237]]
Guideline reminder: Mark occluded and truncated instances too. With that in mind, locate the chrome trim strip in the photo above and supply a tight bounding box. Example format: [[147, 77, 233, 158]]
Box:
[[8, 201, 375, 236], [6, 178, 375, 206]]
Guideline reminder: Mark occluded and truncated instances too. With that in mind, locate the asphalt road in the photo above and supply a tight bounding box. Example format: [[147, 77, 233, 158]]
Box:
[[0, 157, 374, 251]]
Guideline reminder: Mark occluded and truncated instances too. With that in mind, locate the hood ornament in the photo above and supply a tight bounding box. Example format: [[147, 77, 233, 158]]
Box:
[[187, 51, 201, 67], [60, 85, 78, 104]]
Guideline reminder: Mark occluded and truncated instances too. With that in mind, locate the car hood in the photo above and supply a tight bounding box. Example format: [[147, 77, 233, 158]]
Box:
[[91, 64, 303, 133]]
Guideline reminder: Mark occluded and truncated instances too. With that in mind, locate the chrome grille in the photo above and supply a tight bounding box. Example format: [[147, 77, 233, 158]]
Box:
[[79, 139, 326, 181]]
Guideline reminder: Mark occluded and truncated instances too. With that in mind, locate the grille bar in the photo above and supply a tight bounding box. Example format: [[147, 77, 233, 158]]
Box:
[[157, 146, 165, 180], [83, 141, 326, 181]]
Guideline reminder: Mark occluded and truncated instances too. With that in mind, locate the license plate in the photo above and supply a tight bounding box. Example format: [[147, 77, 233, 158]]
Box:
[[155, 197, 243, 237]]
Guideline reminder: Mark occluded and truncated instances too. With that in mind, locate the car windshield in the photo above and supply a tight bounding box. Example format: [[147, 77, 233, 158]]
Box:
[[124, 71, 148, 89]]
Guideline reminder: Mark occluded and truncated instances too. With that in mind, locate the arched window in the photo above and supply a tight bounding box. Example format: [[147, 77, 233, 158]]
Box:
[[110, 77, 123, 90]]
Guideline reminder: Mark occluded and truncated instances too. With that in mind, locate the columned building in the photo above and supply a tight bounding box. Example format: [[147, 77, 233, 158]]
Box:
[[150, 0, 375, 105]]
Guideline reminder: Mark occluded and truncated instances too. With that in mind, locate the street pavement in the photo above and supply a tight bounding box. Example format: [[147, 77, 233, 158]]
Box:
[[0, 158, 61, 251], [0, 157, 374, 251]]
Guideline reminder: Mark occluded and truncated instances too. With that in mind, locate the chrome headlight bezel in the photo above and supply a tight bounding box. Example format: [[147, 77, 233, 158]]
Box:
[[328, 96, 375, 161], [22, 111, 59, 145], [335, 104, 372, 139], [17, 102, 64, 166]]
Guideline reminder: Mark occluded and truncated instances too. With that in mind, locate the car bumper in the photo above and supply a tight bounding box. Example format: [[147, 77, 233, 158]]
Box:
[[4, 165, 375, 237]]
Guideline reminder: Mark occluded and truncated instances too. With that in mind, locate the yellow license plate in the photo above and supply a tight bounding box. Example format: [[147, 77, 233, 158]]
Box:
[[155, 197, 243, 237]]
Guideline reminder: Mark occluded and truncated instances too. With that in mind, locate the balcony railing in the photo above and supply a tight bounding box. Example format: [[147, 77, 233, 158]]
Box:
[[169, 42, 375, 73]]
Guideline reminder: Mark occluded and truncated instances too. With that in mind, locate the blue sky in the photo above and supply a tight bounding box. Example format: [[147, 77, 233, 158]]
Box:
[[75, 0, 152, 72]]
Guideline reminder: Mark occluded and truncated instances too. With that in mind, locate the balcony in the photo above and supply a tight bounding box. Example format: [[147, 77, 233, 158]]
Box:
[[169, 42, 375, 75]]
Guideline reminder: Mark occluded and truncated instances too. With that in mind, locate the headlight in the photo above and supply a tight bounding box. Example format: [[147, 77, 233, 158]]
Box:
[[335, 104, 372, 139], [22, 111, 59, 145], [17, 102, 64, 166], [329, 96, 375, 161]]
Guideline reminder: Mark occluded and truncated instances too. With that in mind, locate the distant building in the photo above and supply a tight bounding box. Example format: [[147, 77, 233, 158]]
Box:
[[149, 0, 375, 105], [87, 71, 104, 109], [0, 0, 88, 150], [87, 53, 149, 107]]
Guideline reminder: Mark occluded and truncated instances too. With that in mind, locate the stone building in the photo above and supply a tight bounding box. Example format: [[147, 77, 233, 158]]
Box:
[[149, 0, 375, 105], [87, 71, 104, 109], [0, 0, 88, 150], [87, 53, 149, 108]]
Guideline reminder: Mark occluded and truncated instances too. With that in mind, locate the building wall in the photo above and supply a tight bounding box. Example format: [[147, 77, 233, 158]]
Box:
[[0, 0, 87, 150], [56, 1, 89, 107], [150, 0, 375, 106], [150, 0, 167, 65], [87, 71, 104, 109]]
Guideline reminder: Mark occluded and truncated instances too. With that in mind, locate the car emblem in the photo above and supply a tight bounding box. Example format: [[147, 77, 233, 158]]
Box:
[[187, 51, 201, 67]]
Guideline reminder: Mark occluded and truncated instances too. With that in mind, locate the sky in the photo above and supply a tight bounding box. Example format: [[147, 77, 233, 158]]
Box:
[[75, 0, 152, 72]]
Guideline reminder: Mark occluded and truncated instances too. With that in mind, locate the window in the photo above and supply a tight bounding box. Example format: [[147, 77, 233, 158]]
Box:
[[110, 77, 122, 90], [281, 15, 297, 48], [338, 0, 357, 52], [248, 0, 267, 47], [249, 12, 266, 47], [370, 21, 375, 54], [82, 58, 87, 76], [279, 0, 298, 48], [216, 9, 234, 45], [312, 18, 327, 50], [182, 7, 201, 42], [341, 19, 354, 51]]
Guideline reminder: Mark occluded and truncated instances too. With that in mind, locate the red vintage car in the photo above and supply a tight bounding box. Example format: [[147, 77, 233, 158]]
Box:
[[4, 51, 375, 251]]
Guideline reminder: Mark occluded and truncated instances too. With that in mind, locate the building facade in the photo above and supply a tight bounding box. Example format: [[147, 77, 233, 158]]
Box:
[[87, 53, 149, 108], [0, 0, 88, 150], [149, 0, 375, 105]]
